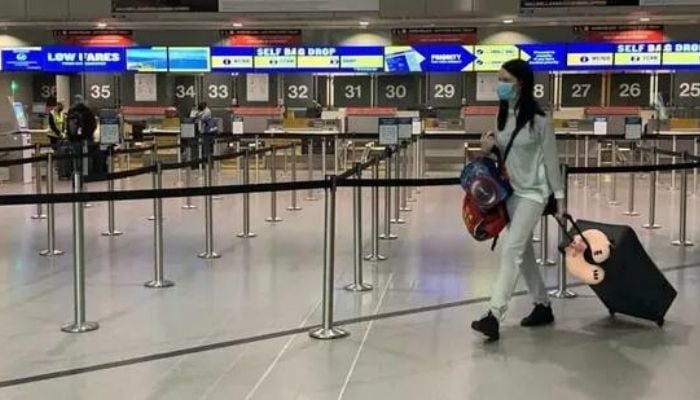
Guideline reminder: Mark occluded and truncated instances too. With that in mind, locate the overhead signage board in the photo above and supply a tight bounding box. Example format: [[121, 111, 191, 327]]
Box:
[[338, 47, 384, 72], [473, 45, 520, 72], [43, 46, 126, 72], [566, 44, 615, 69], [574, 25, 664, 43], [219, 29, 302, 46], [296, 47, 340, 71], [253, 47, 297, 71], [210, 47, 254, 72], [53, 30, 135, 47], [168, 47, 211, 72], [614, 43, 662, 68], [112, 0, 218, 12], [384, 46, 476, 72], [518, 44, 566, 71], [662, 42, 700, 68], [126, 47, 168, 72], [522, 0, 638, 6], [1, 47, 43, 71], [391, 27, 478, 45]]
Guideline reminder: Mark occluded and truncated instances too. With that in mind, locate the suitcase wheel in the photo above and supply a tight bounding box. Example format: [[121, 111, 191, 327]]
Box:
[[657, 318, 665, 328], [608, 310, 615, 317]]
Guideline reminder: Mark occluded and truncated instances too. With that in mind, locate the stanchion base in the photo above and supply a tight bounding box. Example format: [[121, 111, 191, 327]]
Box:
[[364, 254, 387, 262], [305, 196, 319, 201], [309, 327, 349, 340], [608, 201, 620, 206], [537, 259, 557, 266], [146, 216, 156, 221], [83, 203, 95, 209], [237, 232, 257, 238], [266, 217, 283, 223], [399, 207, 412, 212], [532, 237, 542, 243], [379, 234, 398, 240], [623, 211, 640, 216], [30, 214, 48, 220], [548, 289, 578, 299], [145, 279, 175, 289], [181, 204, 198, 210], [61, 321, 99, 334], [213, 196, 223, 201], [287, 206, 303, 211], [101, 230, 124, 237], [345, 283, 373, 292], [671, 240, 694, 247], [39, 249, 64, 257], [198, 252, 222, 259], [390, 219, 406, 225], [642, 224, 662, 230]]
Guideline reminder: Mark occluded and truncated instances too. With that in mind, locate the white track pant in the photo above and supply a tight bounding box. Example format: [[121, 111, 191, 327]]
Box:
[[489, 195, 550, 320]]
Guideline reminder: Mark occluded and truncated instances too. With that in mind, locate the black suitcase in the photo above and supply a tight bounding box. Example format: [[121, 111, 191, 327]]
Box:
[[558, 216, 677, 327], [54, 140, 74, 179]]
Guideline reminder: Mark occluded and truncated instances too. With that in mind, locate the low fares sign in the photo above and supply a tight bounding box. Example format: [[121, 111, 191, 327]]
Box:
[[43, 47, 126, 72]]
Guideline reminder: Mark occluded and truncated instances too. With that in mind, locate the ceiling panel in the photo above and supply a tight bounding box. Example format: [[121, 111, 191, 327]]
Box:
[[27, 0, 69, 19]]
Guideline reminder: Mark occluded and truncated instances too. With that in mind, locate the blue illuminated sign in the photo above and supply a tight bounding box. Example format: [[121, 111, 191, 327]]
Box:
[[426, 46, 476, 72], [338, 46, 384, 72], [168, 47, 211, 72], [566, 44, 615, 69], [518, 44, 566, 71], [1, 48, 43, 71], [211, 47, 255, 72], [43, 46, 126, 72]]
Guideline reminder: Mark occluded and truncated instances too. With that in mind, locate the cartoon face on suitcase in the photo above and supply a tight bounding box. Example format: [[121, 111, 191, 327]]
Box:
[[565, 229, 613, 285]]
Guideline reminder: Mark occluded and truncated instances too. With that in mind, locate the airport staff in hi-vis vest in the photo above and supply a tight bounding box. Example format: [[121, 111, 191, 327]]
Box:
[[48, 102, 66, 147]]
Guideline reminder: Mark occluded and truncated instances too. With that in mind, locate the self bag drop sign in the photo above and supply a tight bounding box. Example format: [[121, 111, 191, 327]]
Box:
[[43, 47, 126, 72]]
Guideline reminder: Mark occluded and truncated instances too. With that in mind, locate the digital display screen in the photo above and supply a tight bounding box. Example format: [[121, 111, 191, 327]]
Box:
[[426, 45, 476, 72], [662, 42, 700, 67], [126, 47, 168, 72], [13, 102, 28, 130], [43, 46, 126, 72], [253, 48, 297, 70], [519, 44, 566, 70], [168, 47, 211, 72], [566, 44, 615, 68], [210, 47, 254, 71], [614, 43, 662, 67], [296, 47, 340, 70], [1, 48, 43, 71], [384, 46, 429, 72], [473, 45, 520, 71], [338, 47, 384, 72]]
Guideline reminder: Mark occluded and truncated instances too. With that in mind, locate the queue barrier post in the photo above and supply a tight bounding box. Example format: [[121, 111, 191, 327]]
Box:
[[81, 142, 95, 209], [145, 162, 174, 288], [672, 153, 694, 247], [346, 163, 373, 293], [39, 152, 64, 257], [305, 139, 318, 201], [61, 170, 99, 333], [198, 155, 221, 259], [266, 146, 282, 223], [694, 137, 699, 196], [608, 141, 620, 206], [365, 160, 386, 262], [237, 150, 256, 239], [101, 147, 123, 237], [549, 164, 578, 299], [287, 144, 302, 211], [537, 215, 555, 266], [583, 136, 590, 188], [309, 175, 349, 340], [594, 140, 603, 196], [408, 139, 417, 203], [671, 136, 678, 191], [380, 155, 397, 240], [181, 146, 197, 210], [31, 143, 47, 220], [212, 139, 223, 201], [643, 148, 662, 230], [400, 142, 411, 212], [391, 146, 406, 224], [623, 145, 640, 216]]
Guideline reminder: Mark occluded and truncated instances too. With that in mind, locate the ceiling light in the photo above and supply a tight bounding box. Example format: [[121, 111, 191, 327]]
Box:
[[232, 22, 243, 28], [359, 21, 370, 27], [502, 18, 514, 24], [96, 22, 107, 29], [639, 17, 651, 22]]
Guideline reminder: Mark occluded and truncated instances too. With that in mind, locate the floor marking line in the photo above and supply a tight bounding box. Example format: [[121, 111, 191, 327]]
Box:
[[0, 262, 697, 389], [337, 274, 393, 400]]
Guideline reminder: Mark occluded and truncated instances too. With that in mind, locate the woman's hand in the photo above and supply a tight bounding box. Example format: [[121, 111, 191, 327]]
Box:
[[480, 131, 496, 155], [555, 199, 565, 220]]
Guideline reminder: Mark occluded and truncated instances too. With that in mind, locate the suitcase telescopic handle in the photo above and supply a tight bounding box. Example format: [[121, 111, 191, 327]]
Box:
[[552, 213, 593, 254]]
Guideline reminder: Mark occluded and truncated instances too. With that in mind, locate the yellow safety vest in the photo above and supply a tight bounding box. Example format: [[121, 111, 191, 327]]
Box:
[[50, 110, 65, 137]]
